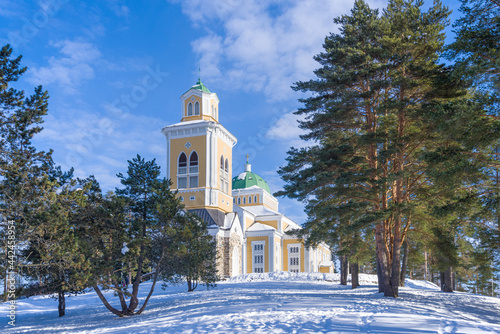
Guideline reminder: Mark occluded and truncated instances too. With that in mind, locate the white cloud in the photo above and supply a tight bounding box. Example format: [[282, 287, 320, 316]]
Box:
[[28, 40, 101, 93], [0, 0, 21, 17], [34, 104, 166, 191], [175, 0, 371, 101], [266, 112, 305, 141], [191, 34, 223, 78]]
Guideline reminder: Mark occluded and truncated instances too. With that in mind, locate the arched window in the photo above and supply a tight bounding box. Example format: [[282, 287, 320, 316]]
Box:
[[237, 197, 241, 205], [189, 151, 198, 173], [249, 196, 252, 204], [243, 197, 246, 204], [225, 159, 229, 173], [220, 155, 224, 170], [233, 198, 236, 203], [254, 195, 257, 203], [178, 152, 187, 189], [178, 153, 187, 174], [194, 101, 200, 115], [187, 102, 193, 116]]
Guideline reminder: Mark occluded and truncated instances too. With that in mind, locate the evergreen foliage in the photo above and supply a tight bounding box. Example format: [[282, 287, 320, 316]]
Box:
[[276, 0, 500, 297]]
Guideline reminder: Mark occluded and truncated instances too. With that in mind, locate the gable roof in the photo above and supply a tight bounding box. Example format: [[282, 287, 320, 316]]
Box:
[[189, 208, 226, 227]]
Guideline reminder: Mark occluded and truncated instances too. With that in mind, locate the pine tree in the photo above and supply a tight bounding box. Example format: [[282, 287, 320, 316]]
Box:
[[21, 178, 91, 316], [89, 157, 193, 316], [0, 44, 72, 301], [176, 211, 218, 292], [448, 0, 500, 114], [277, 0, 463, 297]]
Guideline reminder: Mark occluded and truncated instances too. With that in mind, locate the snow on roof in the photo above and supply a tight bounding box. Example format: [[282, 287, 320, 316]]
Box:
[[247, 222, 276, 232], [223, 212, 237, 229], [163, 119, 209, 129], [237, 172, 247, 180], [284, 224, 300, 232], [243, 205, 279, 217], [319, 261, 334, 267]]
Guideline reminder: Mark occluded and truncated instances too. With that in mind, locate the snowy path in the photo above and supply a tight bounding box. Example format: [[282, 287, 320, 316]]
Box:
[[1, 274, 499, 333]]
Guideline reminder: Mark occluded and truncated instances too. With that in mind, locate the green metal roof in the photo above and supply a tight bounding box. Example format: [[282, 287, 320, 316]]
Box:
[[232, 171, 271, 194], [183, 78, 211, 96]]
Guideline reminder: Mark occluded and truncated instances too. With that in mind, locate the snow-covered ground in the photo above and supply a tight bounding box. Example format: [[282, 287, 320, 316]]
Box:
[[1, 272, 499, 333]]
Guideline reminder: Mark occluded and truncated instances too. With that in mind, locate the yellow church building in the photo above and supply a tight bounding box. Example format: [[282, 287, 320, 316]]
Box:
[[161, 79, 333, 277]]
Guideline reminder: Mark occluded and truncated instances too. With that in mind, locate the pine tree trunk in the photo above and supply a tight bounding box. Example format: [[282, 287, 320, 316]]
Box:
[[441, 266, 454, 292], [424, 251, 428, 281], [350, 262, 359, 289], [376, 252, 382, 293], [340, 255, 348, 285], [58, 290, 65, 317], [93, 285, 125, 317], [128, 224, 146, 312], [136, 269, 160, 315], [128, 262, 132, 286], [376, 223, 393, 296], [187, 278, 193, 292], [114, 281, 128, 312], [400, 238, 409, 287]]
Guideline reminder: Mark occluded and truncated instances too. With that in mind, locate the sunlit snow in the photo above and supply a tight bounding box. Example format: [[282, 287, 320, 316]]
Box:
[[2, 273, 499, 333]]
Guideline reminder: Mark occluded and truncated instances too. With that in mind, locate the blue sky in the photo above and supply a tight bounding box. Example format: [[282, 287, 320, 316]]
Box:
[[1, 0, 461, 222]]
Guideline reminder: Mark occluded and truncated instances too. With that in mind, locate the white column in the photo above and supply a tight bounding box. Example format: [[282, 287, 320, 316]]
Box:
[[269, 235, 274, 272], [242, 238, 247, 274]]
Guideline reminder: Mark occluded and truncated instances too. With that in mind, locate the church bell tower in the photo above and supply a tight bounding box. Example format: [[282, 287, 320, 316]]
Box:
[[161, 79, 236, 213]]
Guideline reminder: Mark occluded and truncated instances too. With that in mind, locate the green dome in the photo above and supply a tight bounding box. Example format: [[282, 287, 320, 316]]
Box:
[[183, 78, 211, 96], [232, 164, 271, 194], [191, 78, 211, 93]]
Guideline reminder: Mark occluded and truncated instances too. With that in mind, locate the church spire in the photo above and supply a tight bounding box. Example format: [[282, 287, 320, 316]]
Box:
[[245, 154, 251, 172], [179, 76, 218, 123]]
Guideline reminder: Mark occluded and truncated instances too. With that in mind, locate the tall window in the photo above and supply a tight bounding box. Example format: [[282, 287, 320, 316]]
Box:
[[189, 152, 198, 173], [178, 151, 199, 189], [248, 196, 252, 204], [187, 102, 193, 116], [253, 242, 265, 273], [194, 101, 200, 115], [177, 153, 187, 189], [243, 197, 246, 204], [189, 151, 199, 188], [211, 104, 216, 117], [254, 195, 258, 203], [288, 245, 300, 273], [237, 197, 241, 205], [220, 155, 228, 194]]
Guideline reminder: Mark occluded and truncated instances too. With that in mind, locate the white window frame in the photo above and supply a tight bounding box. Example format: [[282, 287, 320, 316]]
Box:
[[288, 244, 301, 273], [177, 176, 187, 189], [275, 242, 281, 271], [194, 101, 200, 115], [177, 151, 199, 189], [252, 241, 265, 273]]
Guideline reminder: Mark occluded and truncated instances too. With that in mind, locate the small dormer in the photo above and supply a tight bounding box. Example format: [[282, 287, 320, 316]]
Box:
[[180, 79, 219, 123]]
